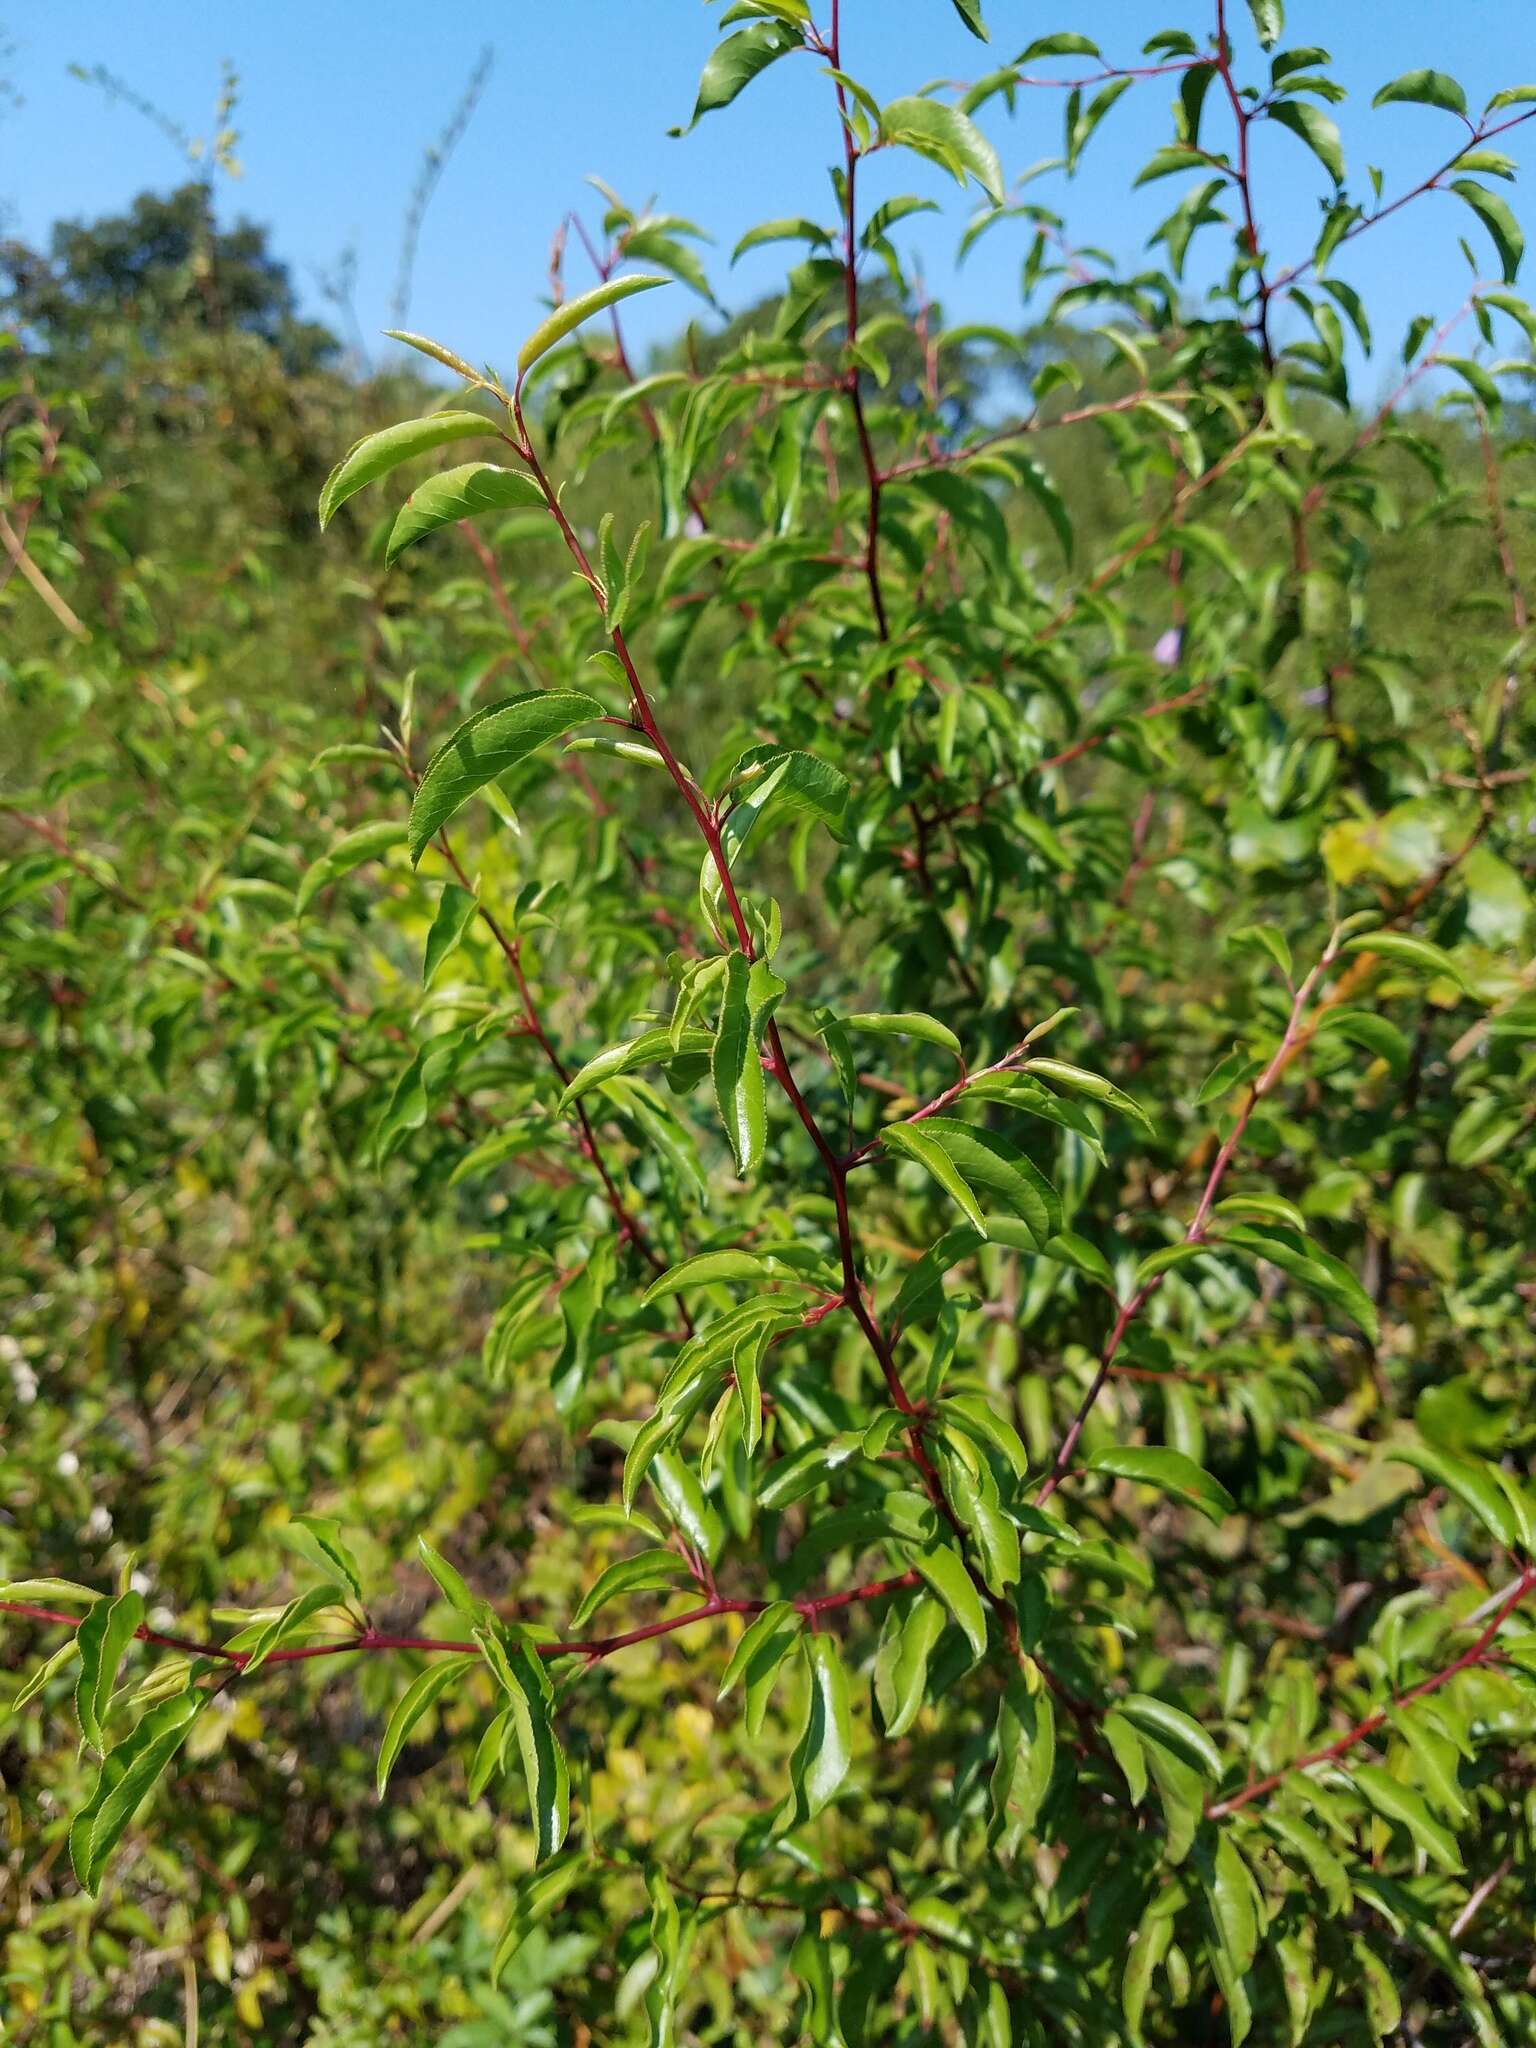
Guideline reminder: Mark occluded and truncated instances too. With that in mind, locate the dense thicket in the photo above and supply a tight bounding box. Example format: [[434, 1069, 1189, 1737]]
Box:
[[3, 6, 1535, 2043]]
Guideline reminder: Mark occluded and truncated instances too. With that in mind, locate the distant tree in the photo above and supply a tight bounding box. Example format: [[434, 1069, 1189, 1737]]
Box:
[[1, 183, 336, 372]]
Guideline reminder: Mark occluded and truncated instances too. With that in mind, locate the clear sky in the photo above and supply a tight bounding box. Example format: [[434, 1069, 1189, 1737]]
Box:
[[2, 2, 1530, 395]]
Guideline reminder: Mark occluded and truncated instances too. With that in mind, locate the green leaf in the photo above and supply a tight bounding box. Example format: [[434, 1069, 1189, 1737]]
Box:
[[1392, 1443, 1523, 1549], [734, 1320, 770, 1456], [376, 1656, 476, 1796], [785, 1632, 853, 1820], [908, 1117, 1062, 1247], [950, 0, 988, 40], [1213, 1192, 1307, 1234], [1200, 1834, 1260, 1976], [1351, 1936, 1402, 2039], [407, 691, 603, 863], [319, 412, 497, 528], [873, 1593, 946, 1738], [476, 1628, 569, 1861], [1245, 0, 1284, 49], [0, 1578, 104, 1605], [417, 1535, 482, 1620], [1218, 1223, 1380, 1344], [1017, 33, 1101, 60], [294, 821, 407, 916], [841, 1011, 963, 1061], [650, 1450, 728, 1567], [1264, 1810, 1352, 1916], [909, 1541, 988, 1658], [1315, 1008, 1411, 1075], [1088, 1445, 1235, 1526], [1020, 1057, 1155, 1136], [1066, 77, 1133, 175], [70, 1692, 206, 1895], [719, 1601, 802, 1738], [1007, 448, 1075, 563], [1352, 1763, 1463, 1871], [732, 216, 833, 262], [278, 1518, 365, 1599], [385, 463, 544, 566], [74, 1590, 144, 1754], [1123, 1896, 1176, 2036], [1450, 179, 1525, 282], [16, 1635, 82, 1712], [1228, 921, 1293, 980], [1373, 69, 1467, 116], [989, 1676, 1055, 1858], [946, 1454, 1020, 1594], [1342, 928, 1474, 995], [939, 1393, 1029, 1479], [1140, 1728, 1207, 1863], [910, 468, 1010, 575], [516, 276, 670, 378], [882, 1120, 986, 1231], [1390, 1704, 1469, 1823], [491, 1852, 590, 1985], [383, 327, 494, 385], [713, 951, 767, 1176], [1196, 1046, 1262, 1106], [967, 1075, 1107, 1163], [236, 1583, 346, 1676], [643, 1249, 777, 1302], [675, 23, 799, 133], [570, 1549, 692, 1630], [558, 1027, 713, 1110], [879, 96, 1006, 207], [1267, 98, 1344, 183], [423, 881, 478, 988], [890, 1225, 987, 1326], [1117, 1692, 1222, 1780], [1102, 1709, 1148, 1803]]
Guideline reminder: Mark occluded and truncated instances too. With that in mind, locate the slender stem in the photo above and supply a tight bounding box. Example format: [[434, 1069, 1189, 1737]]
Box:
[[427, 806, 670, 1277], [828, 0, 890, 647], [1213, 0, 1272, 371], [919, 684, 1207, 834], [879, 387, 1194, 484], [0, 506, 92, 639], [1, 1570, 922, 1673], [511, 326, 990, 1600], [1037, 423, 1265, 646], [1207, 1563, 1536, 1817], [1035, 934, 1339, 1505], [1266, 105, 1536, 302]]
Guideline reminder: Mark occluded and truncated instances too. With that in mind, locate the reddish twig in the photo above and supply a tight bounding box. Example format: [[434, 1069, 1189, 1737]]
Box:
[[1207, 1563, 1536, 1817], [1035, 926, 1342, 1505], [1, 1570, 923, 1674]]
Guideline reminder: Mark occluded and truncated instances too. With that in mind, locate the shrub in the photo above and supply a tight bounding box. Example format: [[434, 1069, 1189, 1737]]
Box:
[[4, 4, 1536, 2041]]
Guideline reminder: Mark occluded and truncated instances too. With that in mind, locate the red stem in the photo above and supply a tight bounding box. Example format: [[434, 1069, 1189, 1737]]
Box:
[[1207, 1563, 1536, 1817], [1213, 0, 1272, 371], [1266, 106, 1536, 302], [1, 1572, 922, 1673], [1035, 935, 1338, 1505]]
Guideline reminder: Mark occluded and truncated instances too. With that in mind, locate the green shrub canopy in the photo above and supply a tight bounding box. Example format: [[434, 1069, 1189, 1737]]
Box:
[[3, 5, 1536, 2042]]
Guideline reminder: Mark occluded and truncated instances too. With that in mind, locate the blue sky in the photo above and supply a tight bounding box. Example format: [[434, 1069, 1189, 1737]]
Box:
[[3, 2, 1530, 396]]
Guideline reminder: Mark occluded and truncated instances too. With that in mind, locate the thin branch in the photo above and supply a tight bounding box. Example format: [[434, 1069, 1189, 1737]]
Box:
[[0, 1570, 923, 1674], [1207, 1563, 1536, 1817], [1035, 928, 1342, 1505], [0, 507, 92, 639], [879, 386, 1194, 484]]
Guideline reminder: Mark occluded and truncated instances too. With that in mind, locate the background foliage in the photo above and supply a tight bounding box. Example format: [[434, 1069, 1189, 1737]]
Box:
[[3, 4, 1535, 2042]]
